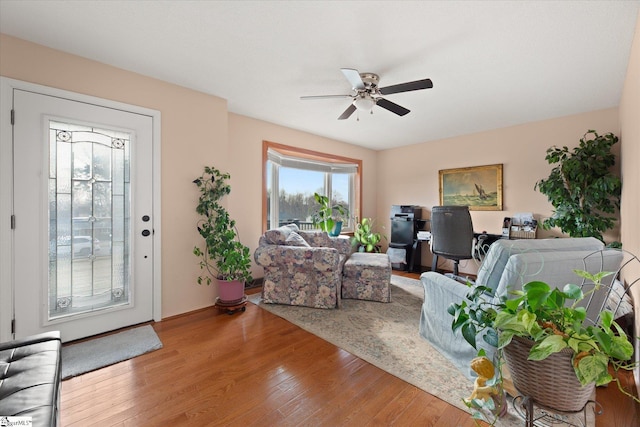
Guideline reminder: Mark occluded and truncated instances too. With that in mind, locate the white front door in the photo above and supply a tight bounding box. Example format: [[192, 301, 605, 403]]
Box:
[[11, 87, 158, 342]]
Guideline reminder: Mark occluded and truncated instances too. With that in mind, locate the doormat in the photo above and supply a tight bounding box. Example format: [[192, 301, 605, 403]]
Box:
[[61, 325, 162, 380]]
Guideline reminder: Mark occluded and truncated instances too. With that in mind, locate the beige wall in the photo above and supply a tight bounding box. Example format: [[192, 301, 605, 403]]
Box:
[[2, 24, 638, 322], [226, 113, 378, 280], [377, 109, 620, 274], [0, 34, 229, 317], [0, 33, 375, 319], [619, 11, 640, 388]]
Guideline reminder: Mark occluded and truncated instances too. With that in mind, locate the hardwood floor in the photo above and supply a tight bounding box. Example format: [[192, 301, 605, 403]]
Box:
[[60, 271, 639, 426]]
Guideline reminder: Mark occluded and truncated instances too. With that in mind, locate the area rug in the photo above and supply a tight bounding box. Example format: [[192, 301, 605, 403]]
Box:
[[249, 276, 595, 427], [61, 325, 163, 380]]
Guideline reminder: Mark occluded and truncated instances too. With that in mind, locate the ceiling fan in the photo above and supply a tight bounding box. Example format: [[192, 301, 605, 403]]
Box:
[[301, 68, 433, 120]]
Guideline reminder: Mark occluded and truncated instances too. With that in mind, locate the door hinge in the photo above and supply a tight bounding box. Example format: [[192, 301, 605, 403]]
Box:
[[10, 109, 14, 125], [10, 214, 15, 230], [11, 318, 15, 334]]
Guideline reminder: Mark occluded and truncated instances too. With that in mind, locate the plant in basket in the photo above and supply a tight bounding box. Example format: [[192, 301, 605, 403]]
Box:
[[448, 270, 638, 424]]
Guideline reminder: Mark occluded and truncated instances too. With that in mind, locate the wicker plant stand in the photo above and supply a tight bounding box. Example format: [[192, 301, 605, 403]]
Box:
[[503, 335, 600, 427]]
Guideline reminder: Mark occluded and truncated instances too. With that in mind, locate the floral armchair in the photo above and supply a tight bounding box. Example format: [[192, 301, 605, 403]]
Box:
[[254, 224, 352, 309]]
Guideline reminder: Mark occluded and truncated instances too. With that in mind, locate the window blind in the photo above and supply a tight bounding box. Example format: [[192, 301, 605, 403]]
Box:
[[267, 148, 358, 174]]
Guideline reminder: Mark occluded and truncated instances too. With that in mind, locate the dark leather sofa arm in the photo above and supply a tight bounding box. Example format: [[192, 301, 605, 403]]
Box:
[[0, 330, 62, 427], [0, 331, 61, 351]]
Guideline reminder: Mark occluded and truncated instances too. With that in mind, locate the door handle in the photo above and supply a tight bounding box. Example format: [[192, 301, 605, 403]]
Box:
[[142, 215, 152, 236]]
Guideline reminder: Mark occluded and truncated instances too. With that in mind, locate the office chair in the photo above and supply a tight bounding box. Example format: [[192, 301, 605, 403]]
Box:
[[430, 206, 474, 276]]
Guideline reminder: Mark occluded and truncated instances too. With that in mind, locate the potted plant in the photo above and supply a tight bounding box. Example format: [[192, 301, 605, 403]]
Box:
[[535, 130, 621, 245], [193, 166, 253, 304], [449, 270, 638, 422], [351, 217, 385, 253], [311, 192, 349, 236]]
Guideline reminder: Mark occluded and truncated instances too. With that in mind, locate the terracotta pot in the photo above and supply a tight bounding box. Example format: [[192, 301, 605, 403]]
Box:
[[218, 279, 245, 304], [502, 335, 595, 412]]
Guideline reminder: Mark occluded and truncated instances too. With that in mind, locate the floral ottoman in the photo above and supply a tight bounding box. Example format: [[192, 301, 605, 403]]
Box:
[[342, 253, 392, 302]]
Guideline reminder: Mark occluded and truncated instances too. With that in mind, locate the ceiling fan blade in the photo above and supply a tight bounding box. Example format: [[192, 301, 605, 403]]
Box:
[[376, 98, 410, 116], [341, 68, 365, 90], [301, 94, 353, 100], [379, 78, 433, 95], [338, 104, 357, 120]]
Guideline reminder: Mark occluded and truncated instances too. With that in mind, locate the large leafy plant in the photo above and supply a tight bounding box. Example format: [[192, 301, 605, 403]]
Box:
[[193, 166, 253, 285], [535, 130, 621, 242], [449, 270, 637, 397]]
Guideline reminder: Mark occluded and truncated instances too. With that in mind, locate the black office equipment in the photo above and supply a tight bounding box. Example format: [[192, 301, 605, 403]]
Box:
[[388, 205, 424, 271]]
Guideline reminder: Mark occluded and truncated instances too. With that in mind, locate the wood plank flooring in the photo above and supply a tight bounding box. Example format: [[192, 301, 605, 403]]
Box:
[[60, 271, 639, 426]]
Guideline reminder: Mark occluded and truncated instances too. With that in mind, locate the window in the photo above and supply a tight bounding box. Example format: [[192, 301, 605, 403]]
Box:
[[263, 141, 361, 233]]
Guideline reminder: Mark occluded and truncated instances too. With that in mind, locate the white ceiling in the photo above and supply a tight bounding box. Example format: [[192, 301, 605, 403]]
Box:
[[1, 1, 638, 150]]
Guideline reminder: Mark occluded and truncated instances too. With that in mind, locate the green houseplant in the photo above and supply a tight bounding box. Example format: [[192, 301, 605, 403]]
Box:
[[193, 166, 253, 302], [351, 217, 384, 252], [449, 270, 638, 422], [535, 130, 621, 243], [311, 192, 349, 236]]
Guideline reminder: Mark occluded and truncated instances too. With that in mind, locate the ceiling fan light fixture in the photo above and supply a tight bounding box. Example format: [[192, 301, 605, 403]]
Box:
[[354, 94, 375, 112], [303, 68, 432, 120]]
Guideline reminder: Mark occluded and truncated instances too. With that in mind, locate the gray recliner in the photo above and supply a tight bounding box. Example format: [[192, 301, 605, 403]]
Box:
[[419, 237, 623, 379]]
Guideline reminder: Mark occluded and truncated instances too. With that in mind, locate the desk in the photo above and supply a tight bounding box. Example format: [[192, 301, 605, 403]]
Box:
[[410, 235, 430, 273], [429, 232, 505, 273]]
